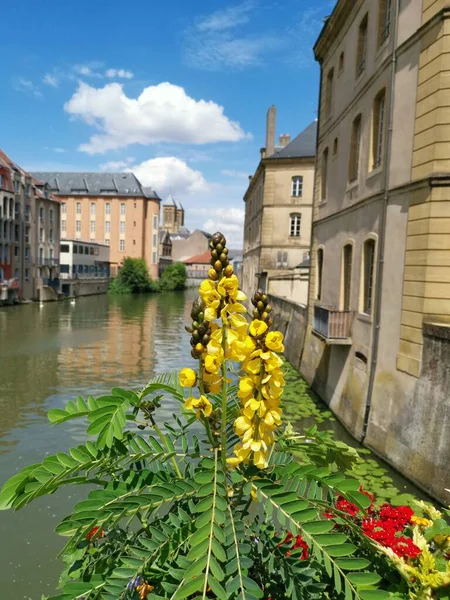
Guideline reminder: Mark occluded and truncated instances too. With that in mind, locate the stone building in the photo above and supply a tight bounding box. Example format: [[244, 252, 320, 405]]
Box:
[[301, 0, 450, 501], [171, 229, 211, 262], [32, 172, 161, 279], [0, 150, 60, 302], [162, 195, 185, 235], [242, 106, 317, 304]]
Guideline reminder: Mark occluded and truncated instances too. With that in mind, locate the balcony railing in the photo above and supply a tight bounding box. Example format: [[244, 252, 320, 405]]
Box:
[[39, 258, 59, 266], [313, 305, 353, 343]]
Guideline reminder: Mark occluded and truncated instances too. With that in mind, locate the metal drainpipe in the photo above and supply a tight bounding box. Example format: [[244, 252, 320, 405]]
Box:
[[361, 0, 401, 442]]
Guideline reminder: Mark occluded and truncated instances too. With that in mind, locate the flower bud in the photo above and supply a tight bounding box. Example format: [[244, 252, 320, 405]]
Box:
[[223, 247, 229, 255], [266, 304, 272, 314], [261, 312, 268, 320], [211, 249, 218, 260], [214, 260, 222, 272], [224, 265, 234, 277], [198, 324, 207, 337], [261, 294, 268, 304], [194, 343, 204, 356], [216, 243, 223, 253], [202, 334, 211, 346], [192, 321, 199, 329], [253, 308, 260, 318], [257, 301, 265, 311], [208, 268, 218, 281], [220, 253, 228, 263]]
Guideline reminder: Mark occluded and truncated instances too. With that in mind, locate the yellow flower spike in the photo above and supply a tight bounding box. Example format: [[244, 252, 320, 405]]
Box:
[[184, 395, 213, 419], [179, 368, 197, 388], [265, 331, 285, 353], [249, 319, 268, 337]]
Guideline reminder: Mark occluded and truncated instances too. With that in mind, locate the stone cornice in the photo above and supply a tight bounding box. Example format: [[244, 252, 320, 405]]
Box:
[[314, 0, 357, 62]]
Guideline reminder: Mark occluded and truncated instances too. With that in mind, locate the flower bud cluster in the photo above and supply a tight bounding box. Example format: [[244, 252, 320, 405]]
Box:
[[251, 290, 273, 329], [186, 297, 212, 359]]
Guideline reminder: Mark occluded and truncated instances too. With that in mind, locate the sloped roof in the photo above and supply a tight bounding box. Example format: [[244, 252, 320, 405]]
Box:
[[183, 250, 212, 265], [268, 121, 317, 159], [30, 171, 147, 197]]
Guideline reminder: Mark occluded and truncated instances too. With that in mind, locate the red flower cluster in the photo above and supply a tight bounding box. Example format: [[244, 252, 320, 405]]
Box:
[[362, 504, 421, 559], [277, 531, 309, 561], [86, 526, 105, 541]]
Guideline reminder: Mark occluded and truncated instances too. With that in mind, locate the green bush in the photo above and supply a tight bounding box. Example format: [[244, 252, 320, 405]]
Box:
[[108, 258, 153, 294], [158, 262, 187, 291]]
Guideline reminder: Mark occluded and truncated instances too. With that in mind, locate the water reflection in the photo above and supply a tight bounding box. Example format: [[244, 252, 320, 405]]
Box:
[[0, 291, 196, 598]]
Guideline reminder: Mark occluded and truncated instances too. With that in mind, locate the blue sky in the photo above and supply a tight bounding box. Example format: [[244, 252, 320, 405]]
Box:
[[0, 0, 334, 246]]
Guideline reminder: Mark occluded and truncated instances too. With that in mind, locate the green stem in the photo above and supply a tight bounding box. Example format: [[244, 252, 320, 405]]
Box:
[[220, 326, 228, 469], [198, 359, 217, 450], [150, 416, 182, 478]]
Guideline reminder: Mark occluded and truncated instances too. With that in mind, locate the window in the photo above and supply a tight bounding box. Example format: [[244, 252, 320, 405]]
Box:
[[105, 239, 110, 246], [90, 247, 94, 255], [291, 176, 303, 197], [73, 245, 78, 254], [277, 251, 288, 267], [40, 228, 44, 242], [84, 246, 89, 255], [317, 249, 324, 301], [61, 219, 66, 232], [14, 180, 19, 193], [105, 221, 111, 233], [342, 244, 353, 311], [90, 202, 96, 215], [76, 202, 81, 214], [153, 233, 157, 247], [25, 269, 29, 282], [339, 51, 345, 74], [333, 137, 339, 157], [290, 214, 301, 237], [152, 251, 157, 264], [90, 220, 96, 233], [133, 221, 136, 227], [120, 221, 125, 233], [14, 246, 19, 258], [378, 0, 392, 46], [61, 244, 69, 253], [105, 203, 111, 215], [120, 239, 125, 251], [0, 175, 3, 188], [153, 214, 158, 229], [120, 203, 126, 215], [325, 68, 334, 118], [363, 239, 376, 315], [39, 206, 44, 221], [76, 220, 81, 232], [25, 247, 30, 261], [356, 14, 368, 78], [349, 114, 362, 182], [134, 202, 137, 209], [372, 89, 386, 169], [321, 148, 329, 201], [49, 229, 53, 243], [50, 209, 53, 223], [61, 203, 66, 214], [133, 240, 136, 245], [25, 227, 30, 243]]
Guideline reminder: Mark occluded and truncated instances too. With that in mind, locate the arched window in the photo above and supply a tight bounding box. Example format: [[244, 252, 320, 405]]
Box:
[[362, 239, 376, 315], [372, 89, 386, 169], [317, 248, 324, 301], [321, 148, 329, 201], [356, 14, 368, 77], [349, 114, 362, 182], [378, 0, 392, 46], [342, 244, 353, 311], [291, 176, 303, 197]]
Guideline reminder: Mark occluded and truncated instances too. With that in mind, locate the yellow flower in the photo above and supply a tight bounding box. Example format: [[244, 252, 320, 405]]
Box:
[[244, 357, 262, 376], [184, 395, 213, 419], [239, 376, 255, 396], [226, 456, 242, 468], [228, 312, 248, 334], [253, 449, 269, 469], [249, 320, 268, 337], [205, 353, 222, 374], [234, 415, 254, 437], [179, 368, 197, 388], [262, 408, 282, 428], [204, 372, 222, 394], [264, 352, 284, 371], [411, 516, 432, 528], [265, 331, 285, 353], [217, 274, 239, 299]]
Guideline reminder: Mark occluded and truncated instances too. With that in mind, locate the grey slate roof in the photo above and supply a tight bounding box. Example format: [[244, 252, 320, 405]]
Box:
[[142, 186, 162, 200], [31, 171, 160, 199], [268, 121, 317, 159]]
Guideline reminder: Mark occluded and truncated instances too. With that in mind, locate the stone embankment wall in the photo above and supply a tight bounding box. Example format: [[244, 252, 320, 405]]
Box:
[[268, 294, 307, 371], [72, 279, 110, 297]]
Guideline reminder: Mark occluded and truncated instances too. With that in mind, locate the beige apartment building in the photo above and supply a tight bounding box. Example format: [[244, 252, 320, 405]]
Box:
[[301, 0, 450, 500], [242, 107, 317, 304], [0, 150, 60, 302], [32, 173, 161, 279]]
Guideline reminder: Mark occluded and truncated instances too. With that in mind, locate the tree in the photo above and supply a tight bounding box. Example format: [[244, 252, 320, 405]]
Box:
[[158, 262, 187, 291], [108, 257, 152, 294]]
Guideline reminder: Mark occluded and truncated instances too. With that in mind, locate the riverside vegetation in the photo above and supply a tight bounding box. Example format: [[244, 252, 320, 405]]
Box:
[[1, 232, 450, 600], [108, 258, 187, 294]]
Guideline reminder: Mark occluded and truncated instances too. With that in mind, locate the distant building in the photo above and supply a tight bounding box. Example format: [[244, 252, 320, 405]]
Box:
[[158, 229, 172, 276], [31, 172, 161, 279], [183, 250, 211, 280], [59, 240, 110, 296], [0, 150, 60, 303], [171, 229, 211, 262], [162, 195, 185, 234], [241, 106, 317, 303]]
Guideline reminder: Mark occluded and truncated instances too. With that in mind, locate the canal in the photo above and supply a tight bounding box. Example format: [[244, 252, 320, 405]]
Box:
[[0, 292, 427, 599]]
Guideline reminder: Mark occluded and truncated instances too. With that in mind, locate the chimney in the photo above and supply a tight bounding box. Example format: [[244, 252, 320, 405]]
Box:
[[265, 105, 276, 157], [278, 133, 291, 148]]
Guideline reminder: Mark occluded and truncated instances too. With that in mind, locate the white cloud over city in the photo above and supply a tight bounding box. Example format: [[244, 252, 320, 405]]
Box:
[[126, 157, 208, 197], [65, 81, 249, 154]]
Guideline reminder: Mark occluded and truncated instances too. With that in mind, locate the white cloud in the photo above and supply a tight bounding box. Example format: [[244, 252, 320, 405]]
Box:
[[105, 68, 134, 79], [53, 147, 66, 153], [221, 169, 249, 179], [14, 77, 42, 97], [127, 157, 208, 197], [73, 61, 104, 78], [192, 207, 245, 247], [43, 73, 58, 87], [99, 157, 135, 171], [64, 81, 248, 154], [184, 1, 284, 71]]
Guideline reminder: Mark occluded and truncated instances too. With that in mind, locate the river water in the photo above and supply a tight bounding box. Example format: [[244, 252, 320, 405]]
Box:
[[0, 292, 426, 599]]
